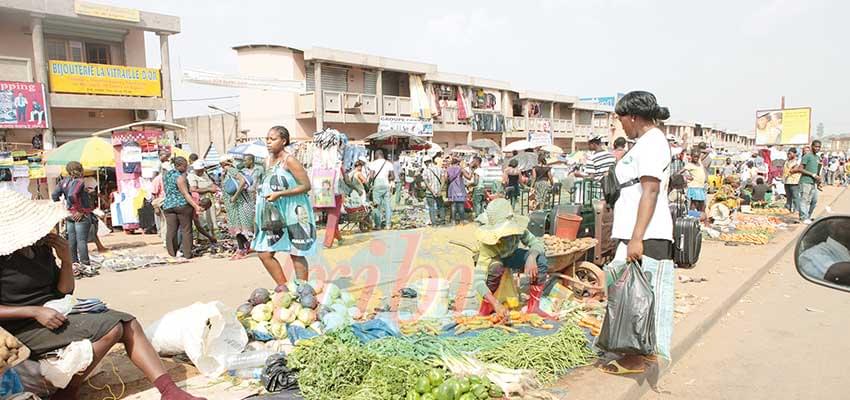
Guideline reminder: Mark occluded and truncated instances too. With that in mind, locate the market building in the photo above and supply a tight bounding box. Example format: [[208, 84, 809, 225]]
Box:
[[0, 0, 179, 150], [827, 134, 850, 152], [232, 44, 616, 152]]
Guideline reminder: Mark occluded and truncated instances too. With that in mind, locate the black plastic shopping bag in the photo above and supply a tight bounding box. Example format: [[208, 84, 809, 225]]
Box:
[[597, 261, 656, 355]]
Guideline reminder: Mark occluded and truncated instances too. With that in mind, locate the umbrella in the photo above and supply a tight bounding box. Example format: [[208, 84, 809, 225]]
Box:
[[426, 142, 444, 154], [510, 152, 539, 171], [468, 138, 499, 150], [503, 139, 533, 153], [364, 130, 428, 145], [45, 137, 114, 168], [450, 145, 477, 154], [228, 139, 269, 160], [539, 144, 563, 154]]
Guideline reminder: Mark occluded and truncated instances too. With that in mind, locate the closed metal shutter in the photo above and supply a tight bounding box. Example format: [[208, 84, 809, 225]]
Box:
[[364, 71, 377, 94], [305, 64, 315, 92], [321, 66, 348, 92]]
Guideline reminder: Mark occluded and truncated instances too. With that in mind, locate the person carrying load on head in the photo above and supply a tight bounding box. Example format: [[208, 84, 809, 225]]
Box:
[[473, 199, 551, 321]]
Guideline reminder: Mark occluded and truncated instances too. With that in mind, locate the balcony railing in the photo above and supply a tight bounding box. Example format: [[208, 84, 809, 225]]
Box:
[[323, 91, 378, 115], [575, 124, 593, 141], [298, 92, 315, 113], [505, 116, 526, 132], [552, 119, 574, 133], [383, 95, 411, 116]]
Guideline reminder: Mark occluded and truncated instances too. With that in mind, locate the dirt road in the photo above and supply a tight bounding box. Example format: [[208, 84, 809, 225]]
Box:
[[643, 189, 850, 400]]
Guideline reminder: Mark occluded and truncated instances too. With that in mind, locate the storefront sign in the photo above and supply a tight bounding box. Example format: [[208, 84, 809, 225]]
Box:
[[378, 116, 433, 137], [74, 1, 140, 22], [527, 131, 553, 147], [49, 61, 162, 97], [0, 81, 49, 129]]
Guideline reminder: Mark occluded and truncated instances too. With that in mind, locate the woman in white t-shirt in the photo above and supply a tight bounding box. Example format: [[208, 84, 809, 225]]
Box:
[[602, 91, 676, 375]]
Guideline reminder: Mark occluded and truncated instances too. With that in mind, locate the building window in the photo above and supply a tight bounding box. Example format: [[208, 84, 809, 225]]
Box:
[[69, 41, 84, 62], [85, 43, 110, 65], [46, 39, 67, 61]]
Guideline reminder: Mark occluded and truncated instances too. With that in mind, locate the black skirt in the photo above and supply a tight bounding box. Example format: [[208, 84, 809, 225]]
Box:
[[12, 310, 135, 358]]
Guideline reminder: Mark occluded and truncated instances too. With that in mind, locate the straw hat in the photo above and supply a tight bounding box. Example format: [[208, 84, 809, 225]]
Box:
[[475, 199, 530, 245], [0, 189, 69, 256]]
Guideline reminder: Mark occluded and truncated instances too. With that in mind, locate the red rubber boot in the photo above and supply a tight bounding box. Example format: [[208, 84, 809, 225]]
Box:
[[526, 284, 557, 320]]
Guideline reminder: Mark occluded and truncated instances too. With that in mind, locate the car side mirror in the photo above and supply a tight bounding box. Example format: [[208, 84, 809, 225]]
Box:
[[795, 216, 850, 292]]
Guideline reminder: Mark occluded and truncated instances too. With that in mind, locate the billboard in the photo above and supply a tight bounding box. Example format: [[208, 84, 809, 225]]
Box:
[[49, 61, 162, 97], [755, 107, 811, 146], [0, 81, 49, 129]]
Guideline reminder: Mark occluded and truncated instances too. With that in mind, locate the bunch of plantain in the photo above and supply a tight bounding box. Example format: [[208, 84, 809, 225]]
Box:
[[578, 316, 602, 336]]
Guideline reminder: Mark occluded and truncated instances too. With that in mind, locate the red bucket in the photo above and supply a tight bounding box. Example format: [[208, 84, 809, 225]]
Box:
[[555, 214, 583, 240]]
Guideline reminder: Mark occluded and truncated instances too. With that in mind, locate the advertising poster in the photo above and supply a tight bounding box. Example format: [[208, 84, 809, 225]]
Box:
[[528, 131, 553, 147], [755, 107, 811, 146], [0, 81, 49, 129], [310, 168, 336, 208]]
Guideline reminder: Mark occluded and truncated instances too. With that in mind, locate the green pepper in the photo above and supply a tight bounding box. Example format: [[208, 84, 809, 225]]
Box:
[[457, 377, 470, 395], [415, 376, 432, 394], [428, 368, 444, 387], [468, 376, 481, 386], [458, 394, 475, 400], [471, 384, 488, 399], [407, 390, 421, 400], [421, 394, 436, 400], [489, 385, 504, 398]]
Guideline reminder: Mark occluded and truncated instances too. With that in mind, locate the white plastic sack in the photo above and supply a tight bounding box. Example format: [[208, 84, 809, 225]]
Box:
[[38, 340, 93, 389], [144, 302, 248, 377], [42, 295, 76, 316], [97, 218, 111, 237]]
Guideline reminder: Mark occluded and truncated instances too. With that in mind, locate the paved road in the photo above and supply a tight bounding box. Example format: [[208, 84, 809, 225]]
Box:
[[643, 189, 850, 400]]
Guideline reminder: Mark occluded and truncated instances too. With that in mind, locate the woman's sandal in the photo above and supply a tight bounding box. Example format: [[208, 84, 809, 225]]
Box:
[[599, 360, 646, 375]]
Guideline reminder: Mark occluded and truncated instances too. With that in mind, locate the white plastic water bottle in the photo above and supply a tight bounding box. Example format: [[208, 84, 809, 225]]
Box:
[[228, 367, 264, 379], [225, 350, 274, 371]]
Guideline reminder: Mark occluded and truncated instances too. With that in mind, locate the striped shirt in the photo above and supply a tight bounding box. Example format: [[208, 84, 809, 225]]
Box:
[[583, 150, 616, 179]]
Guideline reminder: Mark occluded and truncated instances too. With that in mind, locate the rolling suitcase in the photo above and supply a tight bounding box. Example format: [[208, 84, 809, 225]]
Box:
[[673, 216, 701, 268]]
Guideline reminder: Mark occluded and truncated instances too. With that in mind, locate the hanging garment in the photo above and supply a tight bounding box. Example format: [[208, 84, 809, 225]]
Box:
[[457, 86, 469, 120]]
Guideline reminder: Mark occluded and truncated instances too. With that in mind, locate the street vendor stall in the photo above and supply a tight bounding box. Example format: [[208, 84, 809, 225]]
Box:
[[90, 121, 187, 233]]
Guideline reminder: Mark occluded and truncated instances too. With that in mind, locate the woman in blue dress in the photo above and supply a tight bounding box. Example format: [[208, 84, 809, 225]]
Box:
[[252, 126, 317, 287]]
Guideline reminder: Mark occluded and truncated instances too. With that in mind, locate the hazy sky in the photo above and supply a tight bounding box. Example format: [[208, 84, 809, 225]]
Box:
[[112, 0, 847, 134]]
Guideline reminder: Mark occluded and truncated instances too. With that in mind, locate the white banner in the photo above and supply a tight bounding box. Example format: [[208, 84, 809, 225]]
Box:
[[182, 68, 306, 92], [378, 116, 433, 137], [527, 131, 552, 147]]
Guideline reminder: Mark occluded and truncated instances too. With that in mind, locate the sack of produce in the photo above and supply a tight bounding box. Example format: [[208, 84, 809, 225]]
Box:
[[597, 261, 656, 355]]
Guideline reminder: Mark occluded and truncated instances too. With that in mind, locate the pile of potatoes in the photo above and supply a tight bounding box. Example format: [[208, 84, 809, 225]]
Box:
[[543, 235, 597, 255], [0, 333, 26, 370]]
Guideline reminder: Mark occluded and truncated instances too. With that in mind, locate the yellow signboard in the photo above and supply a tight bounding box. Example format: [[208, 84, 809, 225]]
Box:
[[755, 107, 811, 146], [49, 61, 161, 97], [74, 1, 140, 22]]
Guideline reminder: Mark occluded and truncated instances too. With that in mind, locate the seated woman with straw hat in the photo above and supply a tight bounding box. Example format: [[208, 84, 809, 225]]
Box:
[[0, 190, 205, 400], [474, 198, 551, 320]]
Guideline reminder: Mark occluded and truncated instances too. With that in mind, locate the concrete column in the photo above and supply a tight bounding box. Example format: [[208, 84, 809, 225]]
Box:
[[315, 62, 323, 130], [158, 33, 174, 124], [30, 16, 55, 149], [376, 69, 383, 115]]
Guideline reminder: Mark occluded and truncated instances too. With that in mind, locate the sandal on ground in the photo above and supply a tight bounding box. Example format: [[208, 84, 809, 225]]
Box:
[[599, 360, 646, 375]]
